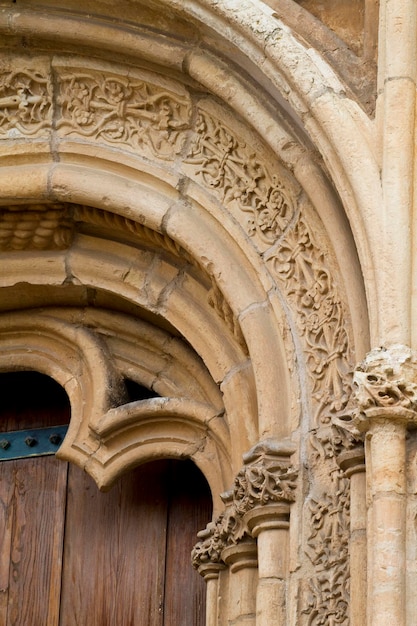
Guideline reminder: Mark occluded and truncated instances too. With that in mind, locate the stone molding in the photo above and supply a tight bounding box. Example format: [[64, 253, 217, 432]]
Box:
[[192, 438, 297, 576]]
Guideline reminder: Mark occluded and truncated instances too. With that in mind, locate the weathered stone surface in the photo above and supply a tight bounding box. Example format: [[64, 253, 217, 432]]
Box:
[[0, 0, 416, 624]]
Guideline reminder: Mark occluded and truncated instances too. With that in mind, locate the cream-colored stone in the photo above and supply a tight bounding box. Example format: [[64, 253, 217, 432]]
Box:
[[0, 0, 416, 624]]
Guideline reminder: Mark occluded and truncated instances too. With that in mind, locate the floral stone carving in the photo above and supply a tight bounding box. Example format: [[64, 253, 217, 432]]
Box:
[[304, 470, 350, 625], [57, 69, 191, 158], [186, 109, 296, 247], [0, 69, 52, 137], [266, 215, 353, 426]]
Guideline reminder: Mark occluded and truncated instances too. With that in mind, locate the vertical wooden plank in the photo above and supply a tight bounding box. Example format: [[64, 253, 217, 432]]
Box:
[[5, 456, 68, 626], [163, 460, 213, 626], [60, 461, 169, 626], [0, 462, 14, 626]]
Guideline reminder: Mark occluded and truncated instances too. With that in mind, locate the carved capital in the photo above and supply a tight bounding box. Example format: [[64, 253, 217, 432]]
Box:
[[335, 345, 417, 438], [353, 345, 417, 431], [234, 438, 297, 516], [192, 438, 297, 574]]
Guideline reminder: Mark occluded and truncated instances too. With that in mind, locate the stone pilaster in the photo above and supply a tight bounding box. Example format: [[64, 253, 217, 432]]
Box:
[[340, 345, 417, 626]]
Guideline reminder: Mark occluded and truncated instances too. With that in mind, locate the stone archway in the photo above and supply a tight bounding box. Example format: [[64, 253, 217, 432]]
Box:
[[0, 3, 373, 624]]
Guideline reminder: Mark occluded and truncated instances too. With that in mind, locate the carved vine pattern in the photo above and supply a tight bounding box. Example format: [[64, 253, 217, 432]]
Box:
[[303, 469, 350, 625], [0, 70, 52, 136], [266, 215, 353, 426], [186, 110, 296, 245], [57, 71, 191, 158]]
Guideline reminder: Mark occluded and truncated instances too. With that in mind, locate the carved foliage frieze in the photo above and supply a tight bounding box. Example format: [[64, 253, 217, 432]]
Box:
[[0, 69, 52, 137], [185, 109, 296, 248], [56, 69, 191, 158], [304, 470, 350, 625]]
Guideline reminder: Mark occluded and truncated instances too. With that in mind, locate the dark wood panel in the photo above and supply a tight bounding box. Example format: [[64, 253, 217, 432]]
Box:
[[163, 460, 212, 626], [60, 461, 169, 626], [1, 457, 67, 626], [0, 460, 14, 625]]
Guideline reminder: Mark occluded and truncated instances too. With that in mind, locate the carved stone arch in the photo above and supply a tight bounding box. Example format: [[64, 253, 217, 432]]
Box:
[[0, 311, 124, 434], [0, 3, 376, 625], [0, 180, 295, 458], [0, 308, 232, 508]]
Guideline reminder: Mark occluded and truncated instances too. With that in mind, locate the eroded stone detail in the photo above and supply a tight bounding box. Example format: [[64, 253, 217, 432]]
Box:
[[333, 345, 417, 439], [0, 204, 74, 250], [353, 344, 417, 415], [57, 70, 191, 157], [192, 439, 297, 572], [186, 110, 296, 246], [0, 69, 52, 137]]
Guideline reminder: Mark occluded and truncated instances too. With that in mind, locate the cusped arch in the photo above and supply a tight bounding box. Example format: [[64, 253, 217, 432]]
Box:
[[0, 309, 232, 506]]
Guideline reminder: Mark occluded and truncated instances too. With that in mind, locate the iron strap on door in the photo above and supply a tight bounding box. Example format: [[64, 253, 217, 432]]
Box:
[[0, 425, 68, 461]]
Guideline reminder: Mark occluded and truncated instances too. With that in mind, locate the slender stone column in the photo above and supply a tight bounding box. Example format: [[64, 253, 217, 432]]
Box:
[[244, 504, 290, 626], [222, 539, 258, 626], [192, 438, 297, 626], [342, 345, 417, 626], [236, 441, 296, 626], [337, 445, 366, 626]]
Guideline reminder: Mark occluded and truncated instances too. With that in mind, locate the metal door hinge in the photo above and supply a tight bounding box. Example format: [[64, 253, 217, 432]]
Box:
[[0, 425, 68, 461]]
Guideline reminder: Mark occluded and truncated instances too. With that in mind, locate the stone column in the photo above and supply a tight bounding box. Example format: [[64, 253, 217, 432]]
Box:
[[337, 445, 366, 626], [236, 440, 296, 626], [192, 438, 297, 626], [343, 345, 417, 626], [222, 538, 258, 626]]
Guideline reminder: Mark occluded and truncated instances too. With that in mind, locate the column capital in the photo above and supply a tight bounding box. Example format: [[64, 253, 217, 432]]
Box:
[[339, 345, 417, 435], [192, 438, 298, 575]]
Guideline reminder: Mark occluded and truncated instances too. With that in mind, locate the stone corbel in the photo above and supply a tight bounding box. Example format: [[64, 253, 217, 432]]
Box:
[[337, 345, 417, 626]]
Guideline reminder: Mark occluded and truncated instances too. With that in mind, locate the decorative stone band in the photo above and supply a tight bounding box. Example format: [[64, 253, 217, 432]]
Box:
[[192, 438, 297, 578], [334, 345, 417, 438]]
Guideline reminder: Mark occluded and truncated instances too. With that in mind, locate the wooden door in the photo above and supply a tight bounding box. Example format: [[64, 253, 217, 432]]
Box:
[[0, 373, 211, 626]]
